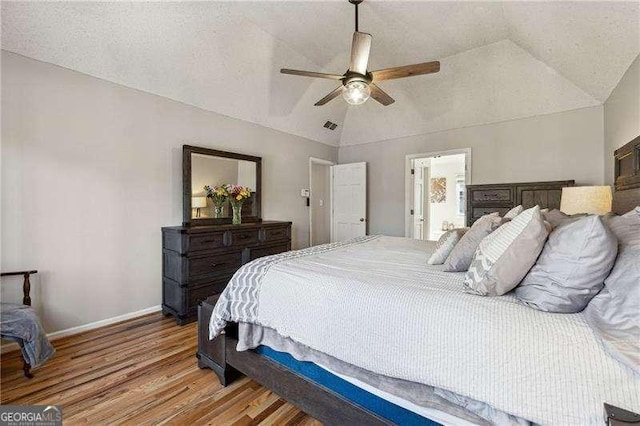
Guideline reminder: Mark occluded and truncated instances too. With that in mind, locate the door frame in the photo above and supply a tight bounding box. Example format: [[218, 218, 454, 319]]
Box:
[[309, 157, 335, 247], [421, 164, 431, 239], [404, 148, 472, 238], [412, 161, 428, 240]]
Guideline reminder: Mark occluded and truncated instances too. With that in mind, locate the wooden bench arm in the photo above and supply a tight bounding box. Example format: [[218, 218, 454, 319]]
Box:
[[0, 270, 38, 306]]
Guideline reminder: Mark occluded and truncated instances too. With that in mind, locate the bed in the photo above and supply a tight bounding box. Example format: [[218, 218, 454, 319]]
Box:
[[197, 143, 640, 425]]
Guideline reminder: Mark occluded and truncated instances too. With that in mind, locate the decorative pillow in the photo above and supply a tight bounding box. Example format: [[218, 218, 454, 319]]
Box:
[[463, 206, 548, 296], [583, 206, 640, 373], [503, 205, 523, 220], [542, 209, 586, 229], [604, 206, 640, 247], [427, 228, 468, 265], [515, 215, 618, 313], [583, 245, 639, 373], [443, 213, 502, 272]]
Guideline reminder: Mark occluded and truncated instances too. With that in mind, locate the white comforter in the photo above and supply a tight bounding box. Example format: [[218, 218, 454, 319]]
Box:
[[210, 236, 640, 425]]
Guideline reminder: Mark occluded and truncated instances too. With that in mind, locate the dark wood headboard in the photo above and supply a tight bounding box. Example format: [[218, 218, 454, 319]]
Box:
[[613, 136, 640, 215], [466, 180, 574, 226]]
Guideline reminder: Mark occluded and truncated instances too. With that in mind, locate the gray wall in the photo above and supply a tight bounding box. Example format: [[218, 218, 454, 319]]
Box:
[[339, 106, 605, 237], [604, 55, 640, 184], [1, 51, 337, 333], [310, 162, 331, 245]]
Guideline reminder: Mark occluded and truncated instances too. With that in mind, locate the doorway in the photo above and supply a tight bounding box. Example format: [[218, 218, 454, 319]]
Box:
[[309, 159, 368, 246], [309, 158, 334, 246], [405, 149, 471, 240]]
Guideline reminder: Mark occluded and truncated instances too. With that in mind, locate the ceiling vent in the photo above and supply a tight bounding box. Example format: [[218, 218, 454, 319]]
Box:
[[323, 121, 338, 131]]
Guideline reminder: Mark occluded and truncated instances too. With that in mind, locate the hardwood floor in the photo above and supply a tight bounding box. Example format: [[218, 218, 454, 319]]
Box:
[[0, 313, 322, 425]]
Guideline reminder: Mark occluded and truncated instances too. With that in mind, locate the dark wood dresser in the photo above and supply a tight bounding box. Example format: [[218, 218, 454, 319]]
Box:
[[162, 221, 291, 325], [466, 180, 574, 226]]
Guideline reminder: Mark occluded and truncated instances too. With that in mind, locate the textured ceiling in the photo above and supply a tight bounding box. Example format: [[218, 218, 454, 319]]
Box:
[[2, 1, 639, 147]]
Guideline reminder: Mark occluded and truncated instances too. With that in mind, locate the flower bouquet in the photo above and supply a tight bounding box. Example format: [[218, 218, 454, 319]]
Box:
[[204, 184, 228, 218], [226, 184, 252, 225]]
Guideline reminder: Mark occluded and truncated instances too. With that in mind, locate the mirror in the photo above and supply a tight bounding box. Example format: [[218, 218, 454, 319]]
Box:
[[183, 145, 262, 226]]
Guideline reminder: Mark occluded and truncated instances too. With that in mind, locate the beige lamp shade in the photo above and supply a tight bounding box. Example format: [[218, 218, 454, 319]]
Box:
[[560, 186, 612, 215], [192, 197, 207, 208]]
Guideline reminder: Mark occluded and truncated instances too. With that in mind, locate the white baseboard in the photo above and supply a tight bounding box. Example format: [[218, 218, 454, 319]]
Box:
[[1, 305, 162, 354]]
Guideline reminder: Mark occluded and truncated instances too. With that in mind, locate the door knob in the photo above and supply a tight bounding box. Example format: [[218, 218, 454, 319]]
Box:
[[360, 218, 365, 222]]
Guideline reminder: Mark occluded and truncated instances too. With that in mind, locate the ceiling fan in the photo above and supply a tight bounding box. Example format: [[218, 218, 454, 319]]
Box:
[[280, 0, 440, 107]]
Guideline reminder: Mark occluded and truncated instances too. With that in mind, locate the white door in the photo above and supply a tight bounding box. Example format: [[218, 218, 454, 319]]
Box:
[[332, 162, 367, 242], [413, 165, 424, 239]]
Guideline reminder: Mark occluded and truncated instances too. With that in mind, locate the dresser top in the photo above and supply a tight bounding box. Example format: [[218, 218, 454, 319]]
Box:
[[162, 220, 291, 234]]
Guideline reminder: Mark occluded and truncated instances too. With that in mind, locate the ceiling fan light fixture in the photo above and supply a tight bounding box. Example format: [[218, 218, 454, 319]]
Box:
[[342, 81, 371, 105], [280, 0, 440, 107]]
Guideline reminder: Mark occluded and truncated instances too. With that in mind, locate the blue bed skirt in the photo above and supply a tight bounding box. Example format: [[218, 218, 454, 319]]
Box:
[[256, 345, 441, 426]]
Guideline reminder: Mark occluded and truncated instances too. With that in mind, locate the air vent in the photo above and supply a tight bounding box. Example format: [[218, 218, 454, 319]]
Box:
[[323, 121, 339, 131]]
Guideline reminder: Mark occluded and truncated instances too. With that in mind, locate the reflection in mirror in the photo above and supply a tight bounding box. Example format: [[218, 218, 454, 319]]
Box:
[[190, 153, 257, 220]]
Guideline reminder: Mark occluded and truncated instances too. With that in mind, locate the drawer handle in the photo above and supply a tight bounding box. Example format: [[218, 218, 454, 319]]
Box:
[[271, 231, 283, 235], [237, 235, 250, 240], [199, 239, 219, 244], [211, 262, 228, 267]]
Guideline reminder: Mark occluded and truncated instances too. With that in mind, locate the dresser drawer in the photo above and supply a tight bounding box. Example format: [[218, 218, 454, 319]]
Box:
[[189, 232, 226, 252], [229, 229, 260, 246], [471, 188, 512, 202], [263, 226, 290, 242], [189, 251, 243, 280], [250, 243, 290, 261], [472, 206, 511, 218]]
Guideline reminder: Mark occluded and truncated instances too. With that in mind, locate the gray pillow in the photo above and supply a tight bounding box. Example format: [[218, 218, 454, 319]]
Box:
[[584, 206, 640, 373], [584, 247, 639, 373], [464, 206, 548, 296], [427, 228, 468, 265], [443, 213, 502, 272], [515, 215, 618, 313], [604, 205, 640, 247], [542, 209, 586, 229]]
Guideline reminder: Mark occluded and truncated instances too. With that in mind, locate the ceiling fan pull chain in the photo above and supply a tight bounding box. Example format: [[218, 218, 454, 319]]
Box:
[[355, 2, 359, 32]]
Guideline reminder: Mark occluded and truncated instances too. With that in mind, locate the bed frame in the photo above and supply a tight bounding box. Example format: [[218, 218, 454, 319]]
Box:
[[197, 138, 640, 426], [197, 299, 393, 425]]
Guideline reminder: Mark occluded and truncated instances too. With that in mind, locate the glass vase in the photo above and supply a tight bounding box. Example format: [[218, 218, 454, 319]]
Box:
[[231, 202, 243, 225], [214, 204, 224, 219]]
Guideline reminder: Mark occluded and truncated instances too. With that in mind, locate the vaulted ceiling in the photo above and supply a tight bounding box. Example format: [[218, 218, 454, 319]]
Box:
[[2, 1, 639, 147]]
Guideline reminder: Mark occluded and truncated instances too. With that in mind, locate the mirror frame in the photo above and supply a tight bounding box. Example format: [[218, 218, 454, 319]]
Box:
[[183, 145, 262, 226]]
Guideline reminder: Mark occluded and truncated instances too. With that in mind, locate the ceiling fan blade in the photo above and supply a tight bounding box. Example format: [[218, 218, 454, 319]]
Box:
[[371, 61, 440, 81], [349, 32, 372, 75], [370, 83, 395, 106], [314, 86, 344, 106], [281, 69, 344, 80]]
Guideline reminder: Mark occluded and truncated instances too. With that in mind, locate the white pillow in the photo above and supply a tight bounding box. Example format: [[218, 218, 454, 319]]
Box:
[[503, 205, 523, 220], [464, 206, 548, 296]]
